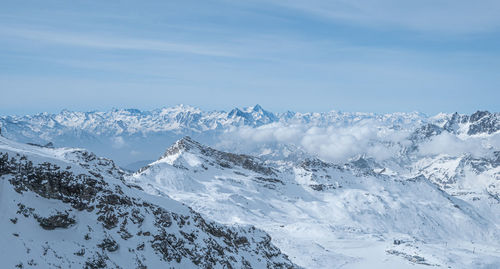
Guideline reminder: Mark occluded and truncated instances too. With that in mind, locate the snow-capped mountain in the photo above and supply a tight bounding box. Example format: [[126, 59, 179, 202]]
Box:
[[1, 106, 497, 171], [128, 136, 500, 268], [1, 106, 499, 268], [0, 105, 431, 168], [0, 105, 284, 168], [0, 136, 298, 268]]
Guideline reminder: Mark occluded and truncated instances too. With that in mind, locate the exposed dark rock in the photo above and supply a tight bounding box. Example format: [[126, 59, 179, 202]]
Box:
[[36, 212, 76, 230], [26, 142, 53, 148], [97, 212, 119, 229], [255, 176, 283, 185], [439, 111, 499, 135], [309, 184, 336, 191], [74, 249, 85, 256], [98, 237, 119, 252], [467, 111, 499, 135], [410, 123, 442, 142], [85, 253, 108, 269], [386, 250, 435, 266]]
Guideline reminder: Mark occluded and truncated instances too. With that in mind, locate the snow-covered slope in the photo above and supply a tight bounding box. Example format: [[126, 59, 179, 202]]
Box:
[[129, 136, 500, 268], [0, 136, 298, 269]]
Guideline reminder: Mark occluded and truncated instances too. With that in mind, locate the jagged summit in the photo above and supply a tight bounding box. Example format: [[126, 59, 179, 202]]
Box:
[[161, 136, 203, 158], [243, 104, 268, 114], [467, 110, 499, 135], [440, 110, 499, 134], [150, 136, 276, 176], [250, 104, 264, 112], [227, 104, 278, 126], [408, 110, 499, 144]]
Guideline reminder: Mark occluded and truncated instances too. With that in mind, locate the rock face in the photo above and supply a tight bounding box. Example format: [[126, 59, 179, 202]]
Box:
[[409, 123, 443, 142], [0, 137, 299, 269], [467, 111, 500, 135], [442, 111, 500, 135], [409, 111, 499, 142]]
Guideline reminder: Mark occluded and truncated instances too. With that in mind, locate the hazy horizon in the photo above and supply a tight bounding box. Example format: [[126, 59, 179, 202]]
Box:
[[0, 103, 498, 117]]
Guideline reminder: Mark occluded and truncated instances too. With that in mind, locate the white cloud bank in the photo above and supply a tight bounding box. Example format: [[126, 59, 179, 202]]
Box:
[[418, 132, 500, 158], [218, 121, 499, 163], [219, 120, 412, 162]]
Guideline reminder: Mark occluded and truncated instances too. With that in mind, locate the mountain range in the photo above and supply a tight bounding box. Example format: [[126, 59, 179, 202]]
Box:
[[1, 105, 497, 168], [0, 105, 499, 268]]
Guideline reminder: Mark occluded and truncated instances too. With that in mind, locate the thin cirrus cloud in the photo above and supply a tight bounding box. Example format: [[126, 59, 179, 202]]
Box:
[[0, 26, 238, 58], [268, 0, 500, 33]]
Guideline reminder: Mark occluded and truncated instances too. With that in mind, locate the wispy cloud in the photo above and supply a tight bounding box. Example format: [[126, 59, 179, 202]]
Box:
[[266, 0, 500, 34], [0, 26, 237, 57]]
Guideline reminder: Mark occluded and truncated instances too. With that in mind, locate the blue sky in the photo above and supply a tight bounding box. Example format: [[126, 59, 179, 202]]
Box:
[[1, 0, 499, 115]]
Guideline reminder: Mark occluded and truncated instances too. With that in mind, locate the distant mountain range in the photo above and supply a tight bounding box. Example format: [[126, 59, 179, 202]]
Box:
[[0, 105, 497, 169]]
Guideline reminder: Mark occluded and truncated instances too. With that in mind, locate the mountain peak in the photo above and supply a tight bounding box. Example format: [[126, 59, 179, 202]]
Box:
[[176, 136, 202, 149], [470, 110, 491, 122], [252, 104, 263, 112], [161, 136, 203, 158], [227, 105, 277, 125], [154, 136, 276, 176], [228, 107, 244, 118], [243, 104, 266, 113]]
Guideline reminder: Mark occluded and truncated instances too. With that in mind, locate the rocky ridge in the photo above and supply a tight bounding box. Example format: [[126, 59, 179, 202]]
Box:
[[0, 137, 298, 269]]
